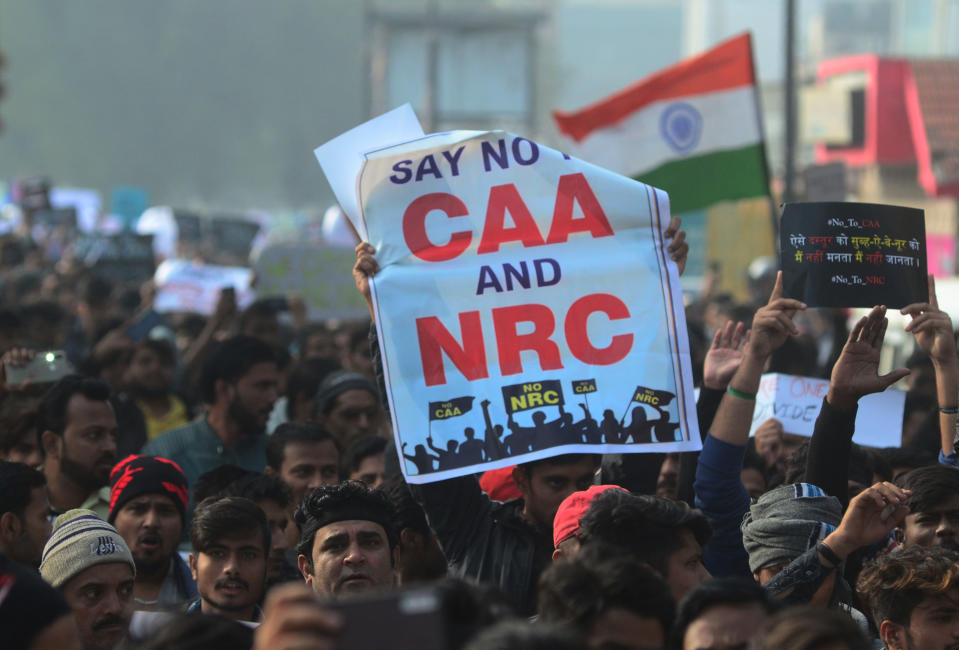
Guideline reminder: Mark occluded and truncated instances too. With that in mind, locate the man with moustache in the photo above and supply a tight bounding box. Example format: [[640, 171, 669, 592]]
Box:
[[39, 376, 118, 519], [188, 496, 269, 622], [295, 481, 399, 595], [107, 455, 196, 609], [40, 509, 137, 650], [144, 336, 279, 487]]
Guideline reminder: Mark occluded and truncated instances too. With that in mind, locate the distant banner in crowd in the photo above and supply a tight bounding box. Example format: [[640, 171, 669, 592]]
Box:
[[73, 232, 155, 283], [153, 259, 254, 315], [749, 373, 906, 448], [353, 129, 700, 483], [780, 202, 928, 308], [254, 243, 370, 321]]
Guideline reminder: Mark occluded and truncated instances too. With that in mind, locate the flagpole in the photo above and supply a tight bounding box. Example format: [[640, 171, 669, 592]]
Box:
[[744, 33, 781, 250]]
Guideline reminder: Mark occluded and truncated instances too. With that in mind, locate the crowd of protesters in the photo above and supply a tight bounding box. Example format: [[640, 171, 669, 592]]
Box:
[[1, 180, 959, 650]]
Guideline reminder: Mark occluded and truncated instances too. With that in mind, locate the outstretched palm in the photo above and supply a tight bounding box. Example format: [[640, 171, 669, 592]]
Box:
[[703, 321, 748, 389], [830, 306, 908, 405]]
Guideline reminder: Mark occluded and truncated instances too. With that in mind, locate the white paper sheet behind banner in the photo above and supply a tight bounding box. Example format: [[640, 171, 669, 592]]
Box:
[[749, 373, 905, 448], [313, 105, 424, 236], [358, 130, 700, 484]]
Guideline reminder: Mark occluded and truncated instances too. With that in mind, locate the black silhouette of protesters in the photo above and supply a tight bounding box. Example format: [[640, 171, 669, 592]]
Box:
[[624, 406, 655, 443], [457, 427, 486, 465], [601, 408, 627, 443], [426, 436, 459, 471], [577, 403, 603, 444], [652, 407, 680, 442], [481, 400, 505, 461], [402, 442, 438, 474]]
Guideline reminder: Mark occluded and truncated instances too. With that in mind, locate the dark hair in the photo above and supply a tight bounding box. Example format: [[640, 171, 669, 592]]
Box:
[[345, 435, 388, 476], [379, 474, 431, 537], [132, 338, 176, 367], [19, 301, 65, 326], [192, 465, 255, 505], [219, 473, 292, 510], [294, 481, 398, 560], [0, 461, 46, 517], [132, 613, 253, 650], [435, 577, 518, 650], [742, 443, 767, 476], [463, 620, 584, 650], [266, 422, 338, 472], [896, 464, 959, 515], [750, 605, 871, 650], [785, 440, 873, 487], [0, 391, 42, 454], [81, 275, 113, 309], [670, 577, 780, 650], [578, 490, 711, 578], [538, 545, 674, 637], [190, 496, 269, 554], [198, 336, 276, 404], [239, 299, 280, 330], [284, 358, 341, 420], [878, 446, 936, 476], [37, 375, 112, 436], [519, 453, 601, 475], [856, 545, 959, 628]]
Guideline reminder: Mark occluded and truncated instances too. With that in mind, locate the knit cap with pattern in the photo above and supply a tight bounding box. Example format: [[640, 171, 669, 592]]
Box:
[[740, 482, 842, 574], [40, 508, 135, 589]]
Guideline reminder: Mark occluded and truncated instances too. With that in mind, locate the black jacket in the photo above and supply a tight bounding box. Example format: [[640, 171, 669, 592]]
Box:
[[412, 476, 554, 616]]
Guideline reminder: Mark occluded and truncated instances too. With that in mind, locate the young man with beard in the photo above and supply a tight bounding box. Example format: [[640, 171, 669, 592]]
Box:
[[144, 336, 279, 487], [39, 375, 118, 519], [188, 496, 269, 622], [107, 455, 196, 610], [857, 545, 959, 650], [123, 339, 190, 443], [0, 460, 52, 568], [40, 508, 137, 650]]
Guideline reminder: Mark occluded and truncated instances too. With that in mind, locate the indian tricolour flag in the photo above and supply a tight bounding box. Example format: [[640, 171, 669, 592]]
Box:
[[553, 33, 769, 214]]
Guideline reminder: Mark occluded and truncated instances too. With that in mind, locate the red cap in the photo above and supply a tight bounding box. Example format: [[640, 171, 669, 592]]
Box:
[[552, 484, 627, 548], [479, 466, 523, 502]]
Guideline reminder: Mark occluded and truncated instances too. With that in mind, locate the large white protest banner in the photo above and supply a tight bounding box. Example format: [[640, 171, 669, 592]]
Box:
[[749, 373, 906, 448], [356, 130, 700, 483], [153, 259, 254, 315]]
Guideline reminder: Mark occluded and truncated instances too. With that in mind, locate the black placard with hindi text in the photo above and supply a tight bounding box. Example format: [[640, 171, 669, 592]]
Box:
[[780, 202, 928, 309]]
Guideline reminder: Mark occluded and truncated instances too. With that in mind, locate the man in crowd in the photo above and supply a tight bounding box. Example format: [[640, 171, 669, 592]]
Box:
[[123, 339, 190, 443], [0, 391, 43, 467], [39, 375, 118, 519], [313, 369, 383, 447], [188, 496, 269, 622], [380, 475, 447, 584], [578, 488, 711, 601], [345, 435, 387, 488], [0, 460, 52, 568], [40, 509, 136, 650], [295, 481, 399, 595], [551, 484, 626, 561], [107, 455, 195, 609], [265, 421, 340, 547], [857, 545, 959, 650], [218, 472, 297, 585], [413, 453, 599, 614], [671, 577, 780, 650], [538, 547, 675, 650], [144, 335, 279, 487], [896, 464, 959, 550]]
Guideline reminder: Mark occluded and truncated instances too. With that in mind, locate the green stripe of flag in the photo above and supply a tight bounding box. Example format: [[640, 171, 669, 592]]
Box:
[[633, 143, 768, 214]]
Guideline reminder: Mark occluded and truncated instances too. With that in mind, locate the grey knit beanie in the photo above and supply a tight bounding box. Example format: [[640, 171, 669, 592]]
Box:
[[40, 509, 135, 589], [740, 483, 842, 573]]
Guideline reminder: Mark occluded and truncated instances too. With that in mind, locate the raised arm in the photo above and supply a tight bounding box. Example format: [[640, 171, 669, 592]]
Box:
[[806, 306, 909, 506], [901, 275, 959, 461], [695, 272, 806, 576], [353, 241, 379, 322]]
